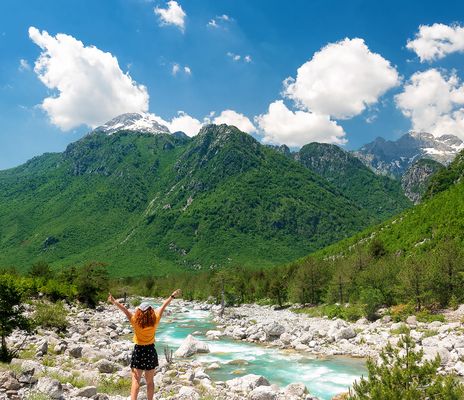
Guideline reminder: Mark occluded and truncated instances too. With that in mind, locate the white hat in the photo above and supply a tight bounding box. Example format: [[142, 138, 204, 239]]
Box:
[[138, 302, 153, 312]]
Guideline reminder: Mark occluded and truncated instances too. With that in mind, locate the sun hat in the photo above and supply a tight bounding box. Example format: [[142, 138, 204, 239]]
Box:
[[138, 302, 153, 312]]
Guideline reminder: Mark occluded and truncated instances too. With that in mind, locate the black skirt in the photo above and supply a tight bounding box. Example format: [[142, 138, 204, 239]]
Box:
[[130, 343, 159, 370]]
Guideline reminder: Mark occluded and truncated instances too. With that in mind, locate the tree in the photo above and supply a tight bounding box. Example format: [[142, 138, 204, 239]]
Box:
[[75, 262, 109, 308], [0, 276, 31, 361], [360, 288, 384, 321], [269, 269, 288, 307], [349, 334, 464, 399], [398, 256, 431, 311], [29, 261, 53, 280], [289, 259, 328, 305]]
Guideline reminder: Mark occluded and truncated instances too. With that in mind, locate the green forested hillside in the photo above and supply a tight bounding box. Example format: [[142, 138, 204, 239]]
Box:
[[0, 125, 409, 276], [296, 142, 411, 219]]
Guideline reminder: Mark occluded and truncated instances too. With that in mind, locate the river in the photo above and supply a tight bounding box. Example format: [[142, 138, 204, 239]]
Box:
[[154, 307, 366, 400]]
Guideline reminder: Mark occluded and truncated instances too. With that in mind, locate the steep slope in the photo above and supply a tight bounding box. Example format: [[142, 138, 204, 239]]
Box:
[[353, 131, 462, 178], [401, 159, 444, 204], [0, 124, 382, 276], [308, 149, 464, 262], [295, 143, 411, 221]]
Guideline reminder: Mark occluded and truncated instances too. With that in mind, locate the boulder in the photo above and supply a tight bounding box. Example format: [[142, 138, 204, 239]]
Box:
[[335, 327, 356, 341], [226, 374, 270, 392], [232, 327, 247, 340], [96, 359, 119, 373], [0, 371, 21, 391], [264, 322, 285, 338], [36, 377, 63, 399], [174, 335, 210, 358], [37, 340, 48, 355], [177, 386, 200, 400], [76, 386, 98, 397], [69, 345, 83, 358], [248, 385, 277, 400], [283, 382, 308, 398], [406, 316, 417, 326]]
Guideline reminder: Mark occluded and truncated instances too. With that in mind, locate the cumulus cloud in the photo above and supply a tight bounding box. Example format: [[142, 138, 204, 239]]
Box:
[[407, 23, 464, 62], [184, 66, 191, 75], [154, 1, 186, 31], [172, 63, 180, 75], [213, 110, 256, 133], [284, 38, 400, 119], [168, 111, 203, 136], [28, 27, 149, 131], [256, 100, 346, 147], [395, 68, 464, 138], [171, 63, 191, 76]]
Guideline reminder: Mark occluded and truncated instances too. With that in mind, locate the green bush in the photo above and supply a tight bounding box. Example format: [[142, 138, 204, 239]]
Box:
[[348, 334, 464, 399], [40, 279, 76, 301], [360, 288, 384, 321], [33, 301, 68, 332], [415, 310, 445, 323], [75, 262, 109, 308]]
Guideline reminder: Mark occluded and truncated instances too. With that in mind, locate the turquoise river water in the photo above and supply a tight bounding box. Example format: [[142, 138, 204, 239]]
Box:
[[153, 307, 366, 400]]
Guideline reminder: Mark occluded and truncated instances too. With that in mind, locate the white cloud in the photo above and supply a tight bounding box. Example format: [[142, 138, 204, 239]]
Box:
[[207, 19, 218, 28], [207, 14, 232, 29], [168, 111, 203, 136], [256, 100, 346, 147], [395, 68, 464, 138], [18, 58, 31, 71], [154, 1, 186, 31], [284, 38, 400, 119], [227, 52, 252, 63], [406, 23, 464, 62], [171, 63, 191, 76], [213, 110, 256, 133], [28, 27, 149, 131], [172, 63, 180, 75]]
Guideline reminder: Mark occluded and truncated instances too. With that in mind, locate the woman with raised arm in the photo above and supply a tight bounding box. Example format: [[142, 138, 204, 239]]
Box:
[[108, 289, 181, 400]]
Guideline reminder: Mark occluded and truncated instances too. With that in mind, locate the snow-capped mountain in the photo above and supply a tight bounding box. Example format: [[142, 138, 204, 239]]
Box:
[[353, 131, 464, 178], [94, 113, 170, 135]]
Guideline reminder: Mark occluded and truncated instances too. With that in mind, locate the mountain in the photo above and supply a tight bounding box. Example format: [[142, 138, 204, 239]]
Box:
[[424, 150, 464, 199], [295, 143, 410, 220], [353, 131, 463, 178], [401, 159, 444, 204], [310, 148, 464, 262], [94, 112, 170, 135], [0, 122, 409, 277]]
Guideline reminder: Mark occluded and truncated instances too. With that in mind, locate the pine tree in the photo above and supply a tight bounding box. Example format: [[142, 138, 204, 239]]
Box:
[[349, 334, 464, 399]]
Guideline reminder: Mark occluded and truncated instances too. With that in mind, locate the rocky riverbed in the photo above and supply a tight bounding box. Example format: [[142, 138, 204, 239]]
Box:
[[208, 302, 464, 377], [0, 300, 319, 400], [2, 298, 464, 400]]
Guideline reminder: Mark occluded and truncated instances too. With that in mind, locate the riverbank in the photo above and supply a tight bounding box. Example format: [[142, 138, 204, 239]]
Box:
[[1, 299, 321, 400], [203, 301, 464, 377]]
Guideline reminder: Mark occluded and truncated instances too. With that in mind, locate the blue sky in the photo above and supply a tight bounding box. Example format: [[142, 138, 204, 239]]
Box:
[[1, 0, 464, 170]]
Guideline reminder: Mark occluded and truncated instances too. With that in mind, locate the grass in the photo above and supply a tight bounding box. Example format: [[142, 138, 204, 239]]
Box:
[[33, 301, 68, 331], [25, 392, 52, 400], [391, 325, 411, 335], [97, 374, 131, 395]]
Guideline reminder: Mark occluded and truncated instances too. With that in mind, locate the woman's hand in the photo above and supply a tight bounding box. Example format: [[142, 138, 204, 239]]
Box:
[[108, 293, 115, 304], [171, 289, 182, 298]]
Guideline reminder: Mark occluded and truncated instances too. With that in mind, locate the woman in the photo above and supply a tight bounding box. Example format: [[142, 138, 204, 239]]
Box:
[[108, 289, 181, 400]]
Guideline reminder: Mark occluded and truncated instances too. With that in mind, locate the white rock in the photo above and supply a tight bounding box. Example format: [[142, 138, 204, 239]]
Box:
[[174, 335, 210, 358], [283, 382, 308, 398], [335, 327, 356, 341], [177, 386, 200, 399], [36, 377, 63, 399], [226, 374, 270, 392], [406, 316, 417, 326], [264, 322, 285, 338], [248, 385, 277, 400]]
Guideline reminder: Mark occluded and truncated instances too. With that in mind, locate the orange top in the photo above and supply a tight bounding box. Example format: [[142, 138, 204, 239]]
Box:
[[130, 310, 161, 345]]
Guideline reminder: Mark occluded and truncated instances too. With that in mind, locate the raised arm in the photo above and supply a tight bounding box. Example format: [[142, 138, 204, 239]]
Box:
[[157, 289, 181, 318], [108, 293, 132, 321]]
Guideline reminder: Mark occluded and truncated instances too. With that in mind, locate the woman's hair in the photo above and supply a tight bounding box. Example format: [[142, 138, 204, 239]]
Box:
[[133, 308, 156, 328]]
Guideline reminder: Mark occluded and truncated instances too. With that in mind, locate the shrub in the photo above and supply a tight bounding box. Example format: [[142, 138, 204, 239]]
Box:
[[360, 288, 383, 321], [389, 304, 415, 322], [97, 375, 131, 395], [75, 262, 109, 308], [40, 279, 76, 301], [0, 276, 31, 361], [415, 310, 445, 323], [33, 301, 68, 332], [348, 334, 464, 399]]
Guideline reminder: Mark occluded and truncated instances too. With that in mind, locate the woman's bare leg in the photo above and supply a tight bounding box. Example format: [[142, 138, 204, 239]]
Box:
[[131, 368, 143, 400], [144, 369, 156, 400]]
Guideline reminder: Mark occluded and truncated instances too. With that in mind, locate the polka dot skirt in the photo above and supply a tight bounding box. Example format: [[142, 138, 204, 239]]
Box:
[[130, 343, 159, 370]]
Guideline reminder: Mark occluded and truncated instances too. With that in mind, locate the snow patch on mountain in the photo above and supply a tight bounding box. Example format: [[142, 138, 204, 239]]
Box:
[[94, 113, 170, 135]]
